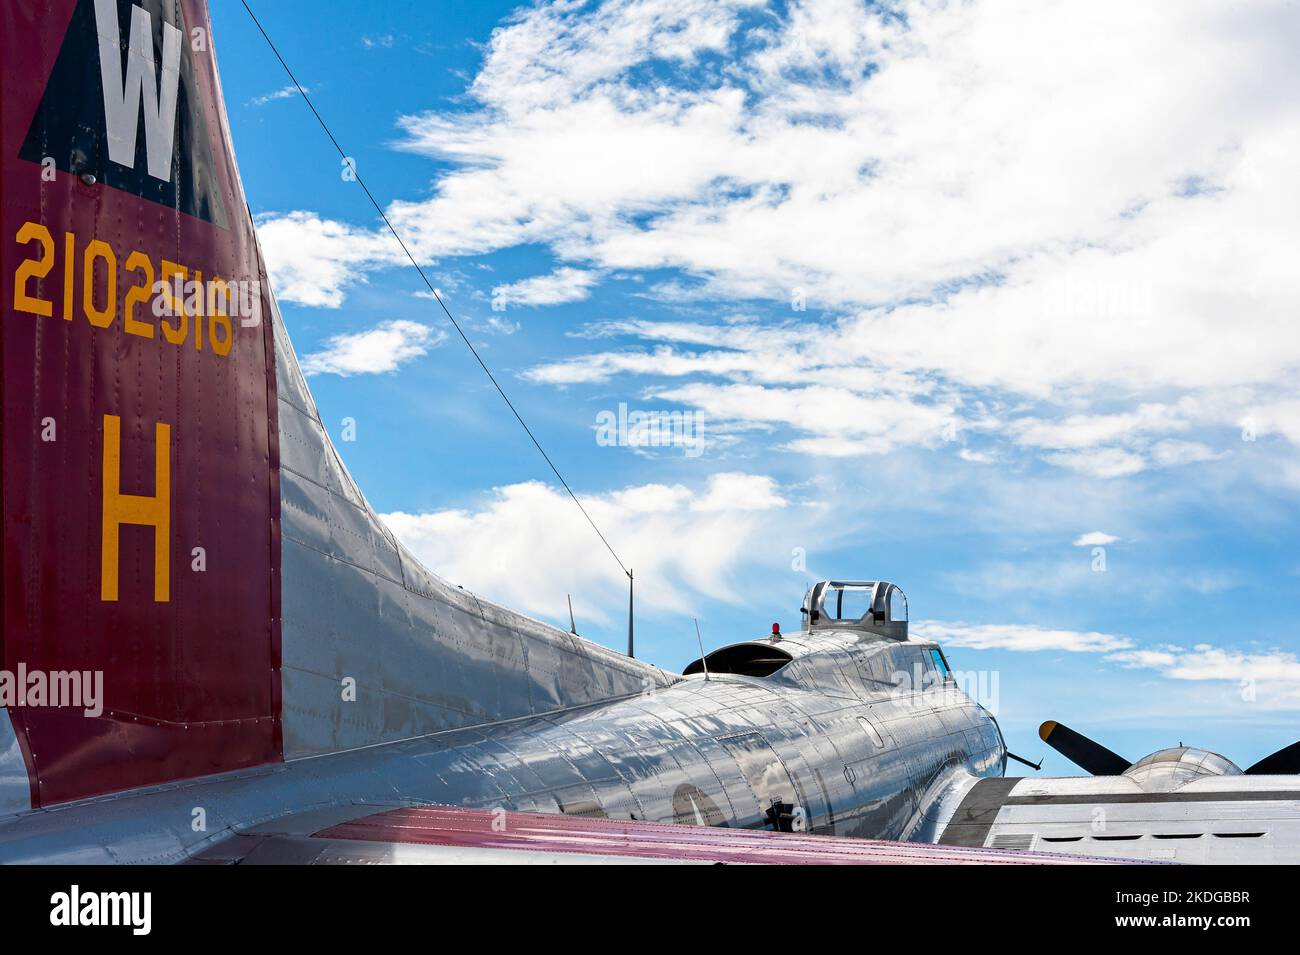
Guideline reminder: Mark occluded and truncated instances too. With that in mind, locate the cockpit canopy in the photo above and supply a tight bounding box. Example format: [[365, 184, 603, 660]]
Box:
[[1121, 747, 1242, 792], [801, 580, 908, 640]]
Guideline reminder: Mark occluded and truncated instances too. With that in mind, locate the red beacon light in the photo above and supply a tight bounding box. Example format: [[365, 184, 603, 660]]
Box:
[[770, 622, 782, 642]]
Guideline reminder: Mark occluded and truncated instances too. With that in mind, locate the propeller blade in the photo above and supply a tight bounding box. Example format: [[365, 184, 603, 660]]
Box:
[[1039, 720, 1131, 776], [1245, 740, 1300, 775]]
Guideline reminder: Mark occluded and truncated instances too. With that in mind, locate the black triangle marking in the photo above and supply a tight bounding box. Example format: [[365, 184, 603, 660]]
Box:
[[20, 0, 229, 227]]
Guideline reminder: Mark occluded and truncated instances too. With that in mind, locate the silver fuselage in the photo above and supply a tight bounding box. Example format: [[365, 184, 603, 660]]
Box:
[[0, 630, 1004, 863]]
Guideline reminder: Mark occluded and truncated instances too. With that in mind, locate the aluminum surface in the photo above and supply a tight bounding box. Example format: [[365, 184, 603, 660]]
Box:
[[272, 287, 675, 758], [3, 0, 1293, 866], [940, 774, 1300, 862]]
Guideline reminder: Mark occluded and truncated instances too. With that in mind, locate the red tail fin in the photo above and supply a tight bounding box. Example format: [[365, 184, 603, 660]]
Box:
[[2, 0, 281, 806]]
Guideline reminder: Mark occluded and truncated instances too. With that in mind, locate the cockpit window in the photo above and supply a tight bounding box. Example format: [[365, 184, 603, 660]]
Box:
[[928, 648, 951, 681], [830, 585, 875, 621], [802, 581, 908, 637]]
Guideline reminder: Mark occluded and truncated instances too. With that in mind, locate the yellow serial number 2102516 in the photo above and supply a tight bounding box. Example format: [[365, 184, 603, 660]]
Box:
[[12, 221, 234, 357]]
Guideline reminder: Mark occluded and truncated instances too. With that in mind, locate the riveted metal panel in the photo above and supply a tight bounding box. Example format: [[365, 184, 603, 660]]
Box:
[[1, 0, 280, 805], [273, 301, 674, 756]]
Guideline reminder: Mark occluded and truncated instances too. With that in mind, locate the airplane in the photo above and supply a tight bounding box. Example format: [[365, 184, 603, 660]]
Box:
[[935, 721, 1300, 863], [0, 0, 1292, 866]]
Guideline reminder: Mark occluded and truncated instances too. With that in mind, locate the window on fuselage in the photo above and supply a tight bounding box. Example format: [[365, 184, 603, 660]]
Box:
[[857, 716, 885, 748]]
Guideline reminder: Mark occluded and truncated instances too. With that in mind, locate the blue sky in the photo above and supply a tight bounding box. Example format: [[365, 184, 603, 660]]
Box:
[[211, 0, 1300, 774]]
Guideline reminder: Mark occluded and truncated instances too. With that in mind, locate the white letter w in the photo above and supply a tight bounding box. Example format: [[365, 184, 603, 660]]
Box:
[[94, 0, 181, 181]]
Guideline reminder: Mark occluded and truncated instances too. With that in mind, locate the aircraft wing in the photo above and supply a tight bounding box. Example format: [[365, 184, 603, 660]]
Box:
[[937, 774, 1300, 862], [189, 805, 1131, 865]]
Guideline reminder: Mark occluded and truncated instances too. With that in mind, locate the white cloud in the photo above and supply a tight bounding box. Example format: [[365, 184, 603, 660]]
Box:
[[256, 212, 405, 308], [1108, 645, 1300, 709], [1150, 439, 1222, 468], [254, 0, 1300, 479], [300, 320, 443, 376], [466, 0, 756, 114], [1106, 648, 1180, 670], [1011, 406, 1189, 451], [1159, 646, 1300, 687], [380, 472, 790, 624], [522, 341, 800, 386], [491, 267, 601, 307], [250, 84, 306, 106], [913, 620, 1133, 654], [652, 382, 959, 457], [921, 619, 1300, 708], [1244, 401, 1300, 445], [1044, 447, 1148, 479], [1073, 531, 1119, 547], [691, 473, 785, 512]]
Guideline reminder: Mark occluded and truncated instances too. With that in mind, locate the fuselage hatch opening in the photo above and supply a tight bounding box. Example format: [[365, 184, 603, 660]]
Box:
[[802, 580, 909, 640], [682, 643, 794, 677]]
